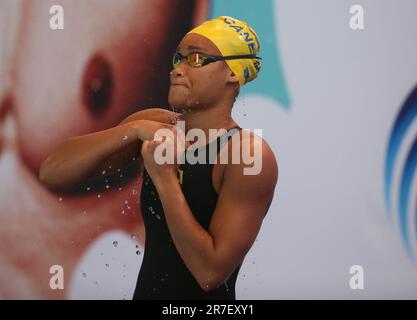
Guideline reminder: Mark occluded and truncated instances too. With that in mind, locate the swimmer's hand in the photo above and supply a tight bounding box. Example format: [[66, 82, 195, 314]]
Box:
[[130, 119, 177, 143]]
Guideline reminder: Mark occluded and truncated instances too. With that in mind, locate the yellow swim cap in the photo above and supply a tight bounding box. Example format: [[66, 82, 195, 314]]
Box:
[[186, 16, 261, 86]]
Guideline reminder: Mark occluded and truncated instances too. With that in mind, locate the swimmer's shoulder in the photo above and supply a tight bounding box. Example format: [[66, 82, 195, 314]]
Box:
[[228, 129, 278, 176], [213, 129, 278, 194]]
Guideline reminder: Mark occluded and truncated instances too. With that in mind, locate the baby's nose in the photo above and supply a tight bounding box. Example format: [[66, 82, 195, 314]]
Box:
[[0, 93, 17, 153]]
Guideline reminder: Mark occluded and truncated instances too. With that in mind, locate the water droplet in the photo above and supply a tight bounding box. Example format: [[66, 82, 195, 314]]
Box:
[[121, 210, 125, 215], [108, 165, 112, 169], [127, 205, 131, 210], [118, 187, 122, 191], [102, 170, 106, 175], [132, 189, 137, 195], [156, 214, 161, 220], [135, 245, 139, 248], [97, 194, 101, 198], [86, 186, 91, 191], [161, 278, 165, 282], [95, 281, 98, 285], [105, 263, 109, 267], [136, 250, 141, 255], [58, 197, 63, 202], [132, 157, 136, 161], [71, 240, 75, 244], [131, 234, 136, 240], [123, 275, 126, 278], [243, 113, 247, 117], [120, 174, 124, 178], [106, 185, 110, 189], [224, 282, 230, 291], [82, 210, 87, 215], [117, 169, 121, 172], [122, 135, 128, 141], [113, 241, 118, 247], [124, 200, 129, 205], [82, 272, 87, 277]]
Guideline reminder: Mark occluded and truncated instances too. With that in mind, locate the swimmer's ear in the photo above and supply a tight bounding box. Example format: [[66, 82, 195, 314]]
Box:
[[226, 71, 239, 85]]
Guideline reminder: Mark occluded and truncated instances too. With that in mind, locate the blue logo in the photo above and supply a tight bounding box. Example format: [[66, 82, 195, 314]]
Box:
[[385, 84, 417, 258]]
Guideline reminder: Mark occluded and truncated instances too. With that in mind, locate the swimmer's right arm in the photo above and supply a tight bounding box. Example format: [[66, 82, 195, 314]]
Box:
[[39, 108, 180, 192]]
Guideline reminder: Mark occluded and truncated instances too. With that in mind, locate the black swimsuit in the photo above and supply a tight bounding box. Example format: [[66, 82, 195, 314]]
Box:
[[133, 127, 242, 300]]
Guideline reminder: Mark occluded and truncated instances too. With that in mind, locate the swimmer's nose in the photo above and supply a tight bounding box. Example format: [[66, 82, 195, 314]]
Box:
[[171, 63, 185, 79]]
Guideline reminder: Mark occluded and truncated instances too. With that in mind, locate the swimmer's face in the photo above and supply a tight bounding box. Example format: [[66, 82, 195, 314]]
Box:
[[168, 33, 238, 110]]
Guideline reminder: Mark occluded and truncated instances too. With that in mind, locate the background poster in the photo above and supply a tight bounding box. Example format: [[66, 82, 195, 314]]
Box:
[[1, 0, 417, 299]]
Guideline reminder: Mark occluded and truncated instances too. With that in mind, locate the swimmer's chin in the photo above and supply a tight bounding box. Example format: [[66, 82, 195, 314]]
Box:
[[168, 94, 191, 110]]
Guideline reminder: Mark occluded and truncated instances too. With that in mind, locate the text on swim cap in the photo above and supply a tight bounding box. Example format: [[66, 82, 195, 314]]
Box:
[[223, 17, 259, 54]]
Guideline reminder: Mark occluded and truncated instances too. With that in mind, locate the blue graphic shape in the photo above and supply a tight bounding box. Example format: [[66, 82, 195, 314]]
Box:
[[210, 0, 291, 109], [385, 84, 417, 258], [385, 86, 417, 217], [399, 138, 417, 257]]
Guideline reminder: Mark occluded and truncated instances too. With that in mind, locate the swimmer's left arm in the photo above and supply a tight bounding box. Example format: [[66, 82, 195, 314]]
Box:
[[146, 137, 278, 292]]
